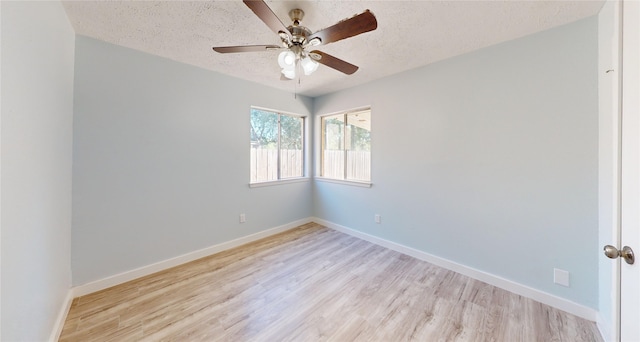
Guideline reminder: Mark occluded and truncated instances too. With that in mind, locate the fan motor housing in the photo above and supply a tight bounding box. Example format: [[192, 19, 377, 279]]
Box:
[[286, 9, 311, 45], [288, 25, 311, 45]]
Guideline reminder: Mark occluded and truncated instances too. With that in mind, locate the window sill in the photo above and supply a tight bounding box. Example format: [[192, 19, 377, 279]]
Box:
[[315, 177, 372, 188], [249, 177, 310, 188]]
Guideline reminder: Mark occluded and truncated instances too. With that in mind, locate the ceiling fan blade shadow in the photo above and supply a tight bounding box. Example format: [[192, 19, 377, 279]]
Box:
[[213, 45, 281, 53], [310, 50, 358, 75], [308, 10, 377, 46], [243, 0, 292, 39]]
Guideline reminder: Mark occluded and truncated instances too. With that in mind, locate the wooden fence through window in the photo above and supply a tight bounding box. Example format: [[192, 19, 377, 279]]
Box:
[[250, 148, 371, 183], [322, 150, 371, 181], [250, 148, 302, 183]]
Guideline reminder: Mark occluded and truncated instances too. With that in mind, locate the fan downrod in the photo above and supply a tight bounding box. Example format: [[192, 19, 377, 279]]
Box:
[[289, 9, 304, 26]]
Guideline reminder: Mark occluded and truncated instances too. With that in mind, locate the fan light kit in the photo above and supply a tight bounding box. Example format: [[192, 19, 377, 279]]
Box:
[[278, 50, 318, 79], [213, 0, 378, 81]]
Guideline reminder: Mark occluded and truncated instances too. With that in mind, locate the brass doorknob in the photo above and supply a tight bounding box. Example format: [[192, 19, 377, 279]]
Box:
[[603, 245, 635, 265]]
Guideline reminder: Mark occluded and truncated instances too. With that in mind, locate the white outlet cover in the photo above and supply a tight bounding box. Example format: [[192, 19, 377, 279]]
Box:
[[374, 214, 381, 224], [554, 268, 570, 287]]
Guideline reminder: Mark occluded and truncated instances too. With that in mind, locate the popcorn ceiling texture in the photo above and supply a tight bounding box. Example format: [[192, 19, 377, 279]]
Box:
[[62, 0, 603, 97]]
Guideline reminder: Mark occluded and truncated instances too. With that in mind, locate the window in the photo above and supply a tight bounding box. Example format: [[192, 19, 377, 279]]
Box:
[[321, 109, 371, 182], [250, 107, 304, 184]]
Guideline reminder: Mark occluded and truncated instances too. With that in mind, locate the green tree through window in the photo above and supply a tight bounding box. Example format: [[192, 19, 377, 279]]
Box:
[[250, 108, 304, 183]]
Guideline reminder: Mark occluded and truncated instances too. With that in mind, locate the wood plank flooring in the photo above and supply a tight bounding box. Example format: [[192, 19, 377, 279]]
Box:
[[59, 223, 602, 341]]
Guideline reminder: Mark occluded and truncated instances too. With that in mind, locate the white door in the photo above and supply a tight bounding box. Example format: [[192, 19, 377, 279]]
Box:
[[619, 1, 640, 341], [598, 1, 622, 340]]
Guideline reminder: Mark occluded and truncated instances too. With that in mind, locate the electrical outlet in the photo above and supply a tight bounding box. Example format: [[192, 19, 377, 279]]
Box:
[[375, 214, 381, 224], [554, 268, 569, 287], [239, 213, 246, 223]]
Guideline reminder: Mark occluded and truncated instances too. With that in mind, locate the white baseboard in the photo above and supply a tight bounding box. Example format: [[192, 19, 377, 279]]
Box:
[[49, 289, 74, 342], [312, 217, 598, 322], [597, 312, 614, 342], [62, 216, 598, 338], [72, 218, 312, 297]]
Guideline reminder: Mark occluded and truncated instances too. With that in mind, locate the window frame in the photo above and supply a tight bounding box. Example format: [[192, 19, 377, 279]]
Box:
[[249, 106, 308, 187], [316, 107, 372, 187]]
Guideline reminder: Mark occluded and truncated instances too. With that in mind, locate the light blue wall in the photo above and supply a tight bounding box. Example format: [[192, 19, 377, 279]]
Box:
[[313, 17, 599, 308], [72, 36, 313, 285], [73, 14, 599, 310], [1, 1, 75, 340]]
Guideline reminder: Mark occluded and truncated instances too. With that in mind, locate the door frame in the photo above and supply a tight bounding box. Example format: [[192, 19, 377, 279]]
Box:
[[619, 0, 640, 341], [598, 1, 640, 341], [597, 1, 621, 340]]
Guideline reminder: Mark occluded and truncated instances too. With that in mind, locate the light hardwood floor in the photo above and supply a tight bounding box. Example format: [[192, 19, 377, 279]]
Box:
[[60, 223, 602, 341]]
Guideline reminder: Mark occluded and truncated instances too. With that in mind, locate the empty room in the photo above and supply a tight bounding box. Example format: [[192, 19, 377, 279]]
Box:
[[2, 0, 639, 341]]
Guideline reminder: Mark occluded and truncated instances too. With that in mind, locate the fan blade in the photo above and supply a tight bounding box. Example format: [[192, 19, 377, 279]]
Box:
[[243, 0, 292, 39], [213, 45, 280, 53], [310, 50, 358, 75], [308, 10, 377, 46]]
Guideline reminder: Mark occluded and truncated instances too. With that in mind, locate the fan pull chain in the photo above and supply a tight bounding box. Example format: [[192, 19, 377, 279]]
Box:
[[293, 60, 300, 99], [293, 74, 297, 99], [293, 78, 297, 99]]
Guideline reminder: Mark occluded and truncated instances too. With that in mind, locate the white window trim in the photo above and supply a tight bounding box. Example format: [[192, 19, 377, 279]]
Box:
[[315, 177, 372, 188], [315, 106, 372, 186], [249, 177, 310, 188], [250, 106, 309, 186], [252, 106, 307, 119]]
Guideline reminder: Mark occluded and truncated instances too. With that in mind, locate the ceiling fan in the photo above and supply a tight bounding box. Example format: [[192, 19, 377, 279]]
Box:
[[212, 0, 377, 80]]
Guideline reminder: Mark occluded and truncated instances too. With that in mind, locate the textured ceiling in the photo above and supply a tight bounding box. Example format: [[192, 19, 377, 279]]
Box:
[[62, 0, 604, 97]]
